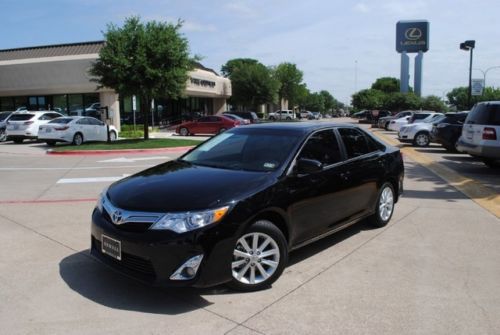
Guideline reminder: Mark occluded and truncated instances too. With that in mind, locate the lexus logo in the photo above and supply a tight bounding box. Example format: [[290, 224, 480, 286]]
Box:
[[405, 28, 422, 41], [111, 210, 123, 225]]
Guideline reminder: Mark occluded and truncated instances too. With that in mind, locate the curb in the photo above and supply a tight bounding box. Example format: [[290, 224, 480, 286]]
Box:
[[46, 146, 195, 156]]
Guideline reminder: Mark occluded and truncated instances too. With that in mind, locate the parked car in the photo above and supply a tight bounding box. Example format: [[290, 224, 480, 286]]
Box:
[[268, 110, 296, 120], [388, 111, 437, 132], [431, 112, 469, 152], [398, 113, 445, 147], [224, 111, 259, 124], [311, 112, 322, 120], [176, 115, 240, 136], [377, 111, 413, 130], [38, 116, 118, 146], [222, 113, 250, 125], [5, 111, 63, 143], [90, 122, 404, 291], [299, 111, 314, 119], [0, 111, 13, 142], [456, 101, 500, 167], [351, 110, 369, 119]]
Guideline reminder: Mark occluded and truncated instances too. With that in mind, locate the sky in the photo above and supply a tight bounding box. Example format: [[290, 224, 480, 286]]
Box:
[[2, 0, 500, 104]]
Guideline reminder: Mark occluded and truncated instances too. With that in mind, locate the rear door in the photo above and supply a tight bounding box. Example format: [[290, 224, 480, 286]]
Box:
[[88, 117, 106, 141], [336, 127, 385, 217], [75, 118, 93, 141]]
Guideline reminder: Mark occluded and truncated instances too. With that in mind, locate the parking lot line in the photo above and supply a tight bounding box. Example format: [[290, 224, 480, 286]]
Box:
[[371, 129, 500, 219]]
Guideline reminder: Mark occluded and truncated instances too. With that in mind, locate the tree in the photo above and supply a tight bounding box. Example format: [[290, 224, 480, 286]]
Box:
[[305, 92, 325, 112], [273, 63, 304, 108], [383, 92, 421, 111], [351, 89, 385, 110], [225, 60, 278, 110], [421, 95, 448, 112], [371, 77, 400, 93], [447, 86, 500, 110], [291, 84, 310, 109], [319, 90, 337, 112], [90, 16, 194, 139], [221, 58, 259, 77]]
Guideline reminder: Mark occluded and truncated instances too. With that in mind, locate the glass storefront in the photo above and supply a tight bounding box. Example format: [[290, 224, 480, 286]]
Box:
[[120, 95, 214, 128]]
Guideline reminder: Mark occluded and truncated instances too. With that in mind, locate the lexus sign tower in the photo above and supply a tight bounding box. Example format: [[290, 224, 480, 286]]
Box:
[[396, 20, 430, 96]]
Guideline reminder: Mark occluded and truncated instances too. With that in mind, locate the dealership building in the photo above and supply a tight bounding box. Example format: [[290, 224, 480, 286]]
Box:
[[0, 41, 232, 129]]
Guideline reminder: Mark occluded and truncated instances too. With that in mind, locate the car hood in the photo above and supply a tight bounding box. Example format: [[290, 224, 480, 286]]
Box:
[[107, 160, 274, 212]]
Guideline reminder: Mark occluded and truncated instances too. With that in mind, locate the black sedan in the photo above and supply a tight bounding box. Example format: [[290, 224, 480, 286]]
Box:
[[431, 112, 468, 152], [91, 123, 404, 291]]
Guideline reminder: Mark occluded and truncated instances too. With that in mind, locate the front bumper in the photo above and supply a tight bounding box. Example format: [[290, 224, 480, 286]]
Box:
[[90, 208, 237, 288]]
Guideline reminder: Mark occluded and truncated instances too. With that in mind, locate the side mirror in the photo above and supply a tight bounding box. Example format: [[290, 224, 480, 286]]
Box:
[[296, 158, 323, 174], [405, 116, 410, 120]]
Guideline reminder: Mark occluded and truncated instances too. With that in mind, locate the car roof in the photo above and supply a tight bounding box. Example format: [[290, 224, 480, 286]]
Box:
[[241, 122, 360, 134], [477, 101, 500, 106]]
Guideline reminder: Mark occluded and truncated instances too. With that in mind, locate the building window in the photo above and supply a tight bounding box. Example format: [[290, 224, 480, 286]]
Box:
[[68, 94, 83, 115]]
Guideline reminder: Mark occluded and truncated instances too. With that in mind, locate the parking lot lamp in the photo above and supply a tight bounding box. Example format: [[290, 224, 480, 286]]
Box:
[[460, 40, 475, 108]]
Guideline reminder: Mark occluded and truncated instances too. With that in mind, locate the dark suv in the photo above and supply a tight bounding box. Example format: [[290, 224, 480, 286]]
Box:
[[224, 111, 259, 123], [431, 112, 469, 152]]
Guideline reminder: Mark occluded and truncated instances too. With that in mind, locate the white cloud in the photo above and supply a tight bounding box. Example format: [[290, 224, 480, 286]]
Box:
[[183, 21, 217, 32], [354, 3, 370, 13], [224, 1, 257, 17]]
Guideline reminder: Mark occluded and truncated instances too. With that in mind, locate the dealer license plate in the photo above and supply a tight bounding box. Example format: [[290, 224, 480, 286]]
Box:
[[101, 235, 121, 260]]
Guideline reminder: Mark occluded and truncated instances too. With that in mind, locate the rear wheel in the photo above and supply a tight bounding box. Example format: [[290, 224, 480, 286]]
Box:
[[228, 220, 288, 291], [413, 132, 430, 147], [179, 127, 189, 136], [73, 133, 83, 146], [368, 183, 395, 228]]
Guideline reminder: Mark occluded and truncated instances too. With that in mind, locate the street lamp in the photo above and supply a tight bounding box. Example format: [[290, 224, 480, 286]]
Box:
[[460, 40, 475, 108], [473, 66, 500, 89]]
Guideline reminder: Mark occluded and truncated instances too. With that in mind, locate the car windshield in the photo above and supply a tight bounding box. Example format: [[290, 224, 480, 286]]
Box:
[[181, 128, 302, 172], [49, 118, 73, 124]]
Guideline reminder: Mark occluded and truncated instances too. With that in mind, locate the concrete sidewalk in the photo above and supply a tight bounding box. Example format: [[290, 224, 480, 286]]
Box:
[[0, 155, 499, 334]]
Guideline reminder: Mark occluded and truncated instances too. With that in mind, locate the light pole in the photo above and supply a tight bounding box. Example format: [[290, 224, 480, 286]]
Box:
[[460, 40, 475, 109], [473, 66, 500, 89]]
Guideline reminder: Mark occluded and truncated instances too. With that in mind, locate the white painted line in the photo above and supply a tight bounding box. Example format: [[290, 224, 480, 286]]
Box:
[[98, 156, 170, 163], [57, 174, 130, 184], [0, 165, 153, 171]]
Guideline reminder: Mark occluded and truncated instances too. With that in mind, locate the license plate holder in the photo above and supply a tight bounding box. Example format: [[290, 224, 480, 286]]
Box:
[[101, 235, 121, 260]]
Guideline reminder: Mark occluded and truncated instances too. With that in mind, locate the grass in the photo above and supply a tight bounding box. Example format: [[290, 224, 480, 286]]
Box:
[[52, 138, 203, 151]]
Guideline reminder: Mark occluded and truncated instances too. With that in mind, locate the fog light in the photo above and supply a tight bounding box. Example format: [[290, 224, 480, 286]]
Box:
[[170, 254, 204, 281]]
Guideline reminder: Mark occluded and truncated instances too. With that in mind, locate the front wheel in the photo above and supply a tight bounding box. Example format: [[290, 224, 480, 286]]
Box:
[[73, 133, 83, 146], [109, 131, 117, 141], [368, 183, 395, 228], [413, 132, 430, 147], [0, 129, 6, 142], [179, 127, 189, 136], [228, 220, 288, 291]]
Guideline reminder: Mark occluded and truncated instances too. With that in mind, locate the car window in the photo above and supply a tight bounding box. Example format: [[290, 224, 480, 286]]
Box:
[[297, 129, 342, 166], [209, 116, 220, 122], [413, 113, 430, 120], [76, 118, 90, 125], [49, 118, 73, 124], [198, 117, 210, 122], [466, 104, 500, 125], [9, 114, 35, 121], [0, 112, 11, 122], [87, 117, 103, 125], [338, 128, 374, 159]]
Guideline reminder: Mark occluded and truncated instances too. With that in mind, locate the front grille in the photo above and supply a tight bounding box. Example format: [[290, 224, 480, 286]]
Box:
[[102, 209, 153, 232], [92, 237, 156, 280]]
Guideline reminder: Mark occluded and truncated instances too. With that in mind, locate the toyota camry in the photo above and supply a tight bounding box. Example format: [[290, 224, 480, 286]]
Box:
[[91, 122, 404, 291]]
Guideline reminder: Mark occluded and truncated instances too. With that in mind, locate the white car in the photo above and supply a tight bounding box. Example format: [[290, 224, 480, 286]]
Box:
[[6, 111, 63, 143], [268, 110, 296, 120], [456, 101, 500, 167], [398, 113, 445, 147], [387, 111, 437, 132], [38, 116, 118, 146]]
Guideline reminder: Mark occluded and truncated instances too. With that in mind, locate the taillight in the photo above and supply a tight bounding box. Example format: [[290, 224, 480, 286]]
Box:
[[482, 127, 497, 140], [24, 121, 34, 125], [55, 126, 69, 131]]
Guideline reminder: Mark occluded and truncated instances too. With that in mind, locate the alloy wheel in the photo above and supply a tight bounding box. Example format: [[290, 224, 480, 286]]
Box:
[[232, 232, 280, 285], [74, 134, 83, 146], [415, 133, 429, 147], [180, 127, 189, 136], [379, 186, 394, 222]]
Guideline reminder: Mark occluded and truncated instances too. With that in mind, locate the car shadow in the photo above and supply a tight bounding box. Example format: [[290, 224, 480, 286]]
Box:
[[59, 251, 212, 315]]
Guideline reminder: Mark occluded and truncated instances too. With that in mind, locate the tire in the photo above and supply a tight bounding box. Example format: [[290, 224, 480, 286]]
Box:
[[179, 127, 189, 136], [219, 127, 227, 134], [286, 117, 291, 120], [269, 116, 275, 121], [384, 122, 390, 131], [0, 129, 6, 142], [13, 138, 23, 144], [72, 133, 83, 146], [368, 183, 395, 228], [413, 132, 430, 147], [46, 141, 56, 146], [109, 131, 117, 141], [227, 220, 288, 292]]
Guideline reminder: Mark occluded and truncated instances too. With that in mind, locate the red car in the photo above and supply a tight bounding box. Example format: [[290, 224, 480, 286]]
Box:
[[176, 115, 241, 136]]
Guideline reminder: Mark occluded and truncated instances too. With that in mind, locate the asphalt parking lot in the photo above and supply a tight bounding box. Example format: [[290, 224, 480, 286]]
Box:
[[1, 118, 500, 335]]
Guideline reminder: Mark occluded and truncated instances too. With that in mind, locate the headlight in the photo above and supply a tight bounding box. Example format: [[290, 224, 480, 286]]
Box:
[[96, 187, 108, 212], [150, 206, 229, 233]]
